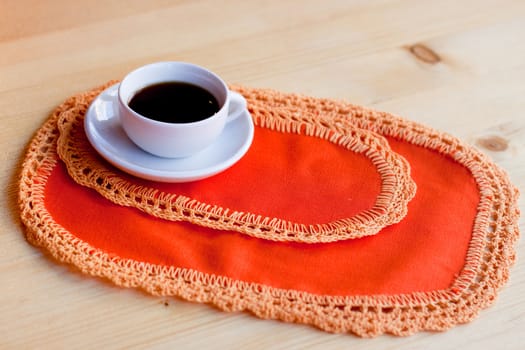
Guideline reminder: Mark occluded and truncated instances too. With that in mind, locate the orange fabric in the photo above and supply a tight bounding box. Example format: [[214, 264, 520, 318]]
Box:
[[45, 129, 479, 296], [114, 127, 382, 224], [22, 84, 520, 335]]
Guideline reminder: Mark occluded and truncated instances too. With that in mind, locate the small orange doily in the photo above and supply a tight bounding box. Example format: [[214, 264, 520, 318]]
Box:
[[56, 82, 416, 243], [19, 84, 520, 337]]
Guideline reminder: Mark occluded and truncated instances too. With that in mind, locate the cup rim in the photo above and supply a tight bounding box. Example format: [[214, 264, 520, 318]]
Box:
[[118, 61, 230, 128]]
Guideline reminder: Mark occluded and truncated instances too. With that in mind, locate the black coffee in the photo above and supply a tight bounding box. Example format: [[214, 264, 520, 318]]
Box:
[[128, 82, 220, 123]]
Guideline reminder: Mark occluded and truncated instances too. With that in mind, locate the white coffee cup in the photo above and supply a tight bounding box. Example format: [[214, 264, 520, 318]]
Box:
[[118, 61, 246, 158]]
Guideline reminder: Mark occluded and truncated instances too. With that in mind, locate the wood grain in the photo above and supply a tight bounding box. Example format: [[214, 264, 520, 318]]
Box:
[[1, 0, 524, 348]]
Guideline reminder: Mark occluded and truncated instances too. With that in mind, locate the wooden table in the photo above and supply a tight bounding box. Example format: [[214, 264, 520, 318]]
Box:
[[2, 0, 524, 348]]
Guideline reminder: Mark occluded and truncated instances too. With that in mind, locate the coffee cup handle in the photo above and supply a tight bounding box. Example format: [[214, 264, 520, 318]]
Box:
[[226, 91, 247, 124]]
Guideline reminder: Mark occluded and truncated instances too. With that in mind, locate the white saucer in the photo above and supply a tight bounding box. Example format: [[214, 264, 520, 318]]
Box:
[[84, 84, 254, 183]]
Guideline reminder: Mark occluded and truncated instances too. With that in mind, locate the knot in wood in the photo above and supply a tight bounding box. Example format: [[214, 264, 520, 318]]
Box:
[[407, 44, 441, 64], [476, 135, 509, 152]]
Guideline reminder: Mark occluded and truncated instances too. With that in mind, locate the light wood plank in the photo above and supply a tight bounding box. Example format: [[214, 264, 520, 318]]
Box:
[[1, 0, 524, 348]]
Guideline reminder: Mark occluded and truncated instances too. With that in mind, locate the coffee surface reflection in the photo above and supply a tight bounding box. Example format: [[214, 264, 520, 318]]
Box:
[[128, 82, 220, 124]]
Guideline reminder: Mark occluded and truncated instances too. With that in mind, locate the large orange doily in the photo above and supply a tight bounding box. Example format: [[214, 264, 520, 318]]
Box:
[[19, 84, 520, 337]]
